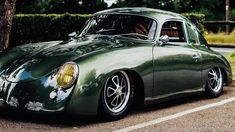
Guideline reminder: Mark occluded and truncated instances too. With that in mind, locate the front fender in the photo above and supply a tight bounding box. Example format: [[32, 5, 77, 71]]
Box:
[[65, 46, 153, 115]]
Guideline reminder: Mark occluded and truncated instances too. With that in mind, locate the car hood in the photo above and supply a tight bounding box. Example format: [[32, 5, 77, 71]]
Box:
[[0, 36, 131, 83]]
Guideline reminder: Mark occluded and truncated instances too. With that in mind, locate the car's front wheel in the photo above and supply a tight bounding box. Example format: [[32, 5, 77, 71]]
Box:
[[99, 71, 134, 120], [206, 67, 224, 97]]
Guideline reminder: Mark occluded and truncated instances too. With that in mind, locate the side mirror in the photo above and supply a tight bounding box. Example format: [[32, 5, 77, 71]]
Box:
[[158, 35, 169, 46], [68, 32, 77, 39]]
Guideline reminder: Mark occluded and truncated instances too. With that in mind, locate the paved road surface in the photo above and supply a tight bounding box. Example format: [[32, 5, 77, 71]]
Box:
[[211, 47, 235, 56], [0, 82, 234, 131]]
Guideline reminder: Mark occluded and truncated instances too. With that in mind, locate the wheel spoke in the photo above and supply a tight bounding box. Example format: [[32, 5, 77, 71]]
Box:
[[107, 86, 116, 97], [216, 75, 221, 86], [119, 95, 123, 103], [111, 96, 118, 107], [120, 85, 126, 91], [116, 95, 120, 106], [120, 78, 125, 87], [210, 78, 215, 85], [211, 69, 215, 74], [120, 93, 126, 102], [112, 75, 120, 87], [208, 70, 214, 76]]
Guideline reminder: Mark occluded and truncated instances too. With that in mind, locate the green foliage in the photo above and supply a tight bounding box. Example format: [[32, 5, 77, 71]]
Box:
[[10, 13, 206, 46], [112, 0, 175, 11], [182, 13, 205, 32], [205, 30, 235, 44], [15, 0, 107, 14], [231, 9, 235, 21], [15, 0, 231, 21], [226, 52, 235, 79], [16, 0, 54, 14], [231, 52, 235, 58], [10, 14, 90, 46], [10, 13, 205, 46], [112, 0, 228, 21]]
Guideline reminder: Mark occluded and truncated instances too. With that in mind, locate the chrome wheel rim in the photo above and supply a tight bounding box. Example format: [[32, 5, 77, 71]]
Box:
[[104, 71, 130, 113], [208, 67, 222, 93]]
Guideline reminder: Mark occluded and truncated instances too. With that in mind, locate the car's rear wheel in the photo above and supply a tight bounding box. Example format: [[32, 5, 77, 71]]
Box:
[[206, 67, 224, 97], [99, 71, 134, 120]]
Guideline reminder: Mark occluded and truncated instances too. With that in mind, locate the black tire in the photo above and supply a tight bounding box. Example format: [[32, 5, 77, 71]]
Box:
[[99, 71, 134, 120], [206, 67, 224, 97]]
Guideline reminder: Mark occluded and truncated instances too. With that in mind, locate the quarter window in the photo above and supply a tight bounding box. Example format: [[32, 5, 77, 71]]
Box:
[[160, 21, 186, 43], [186, 23, 199, 44], [197, 30, 208, 45]]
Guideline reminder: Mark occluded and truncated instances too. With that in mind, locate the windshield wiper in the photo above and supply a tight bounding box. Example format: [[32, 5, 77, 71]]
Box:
[[114, 33, 149, 40], [95, 29, 116, 34], [84, 29, 116, 36]]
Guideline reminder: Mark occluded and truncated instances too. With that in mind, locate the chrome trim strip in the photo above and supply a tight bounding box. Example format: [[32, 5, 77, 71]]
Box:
[[145, 88, 204, 102]]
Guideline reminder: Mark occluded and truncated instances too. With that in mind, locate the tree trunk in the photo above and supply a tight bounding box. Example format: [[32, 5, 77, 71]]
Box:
[[0, 0, 16, 51]]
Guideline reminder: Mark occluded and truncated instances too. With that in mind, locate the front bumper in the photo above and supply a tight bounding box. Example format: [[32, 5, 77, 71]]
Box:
[[0, 75, 73, 112]]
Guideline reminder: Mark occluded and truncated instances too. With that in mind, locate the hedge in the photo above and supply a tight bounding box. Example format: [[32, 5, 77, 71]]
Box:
[[182, 13, 205, 33], [10, 13, 205, 46], [10, 14, 90, 46]]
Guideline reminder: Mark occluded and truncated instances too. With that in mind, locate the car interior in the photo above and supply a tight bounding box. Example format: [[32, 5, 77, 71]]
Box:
[[160, 21, 186, 43]]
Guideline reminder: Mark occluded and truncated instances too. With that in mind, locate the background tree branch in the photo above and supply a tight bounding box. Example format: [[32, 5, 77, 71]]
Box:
[[0, 0, 16, 51]]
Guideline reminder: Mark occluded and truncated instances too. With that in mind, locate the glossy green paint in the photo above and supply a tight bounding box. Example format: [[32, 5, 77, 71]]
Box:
[[153, 44, 202, 96], [192, 44, 232, 86], [66, 38, 154, 114], [0, 8, 232, 115]]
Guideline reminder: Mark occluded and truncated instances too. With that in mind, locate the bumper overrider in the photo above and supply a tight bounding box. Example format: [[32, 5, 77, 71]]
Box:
[[0, 62, 79, 112]]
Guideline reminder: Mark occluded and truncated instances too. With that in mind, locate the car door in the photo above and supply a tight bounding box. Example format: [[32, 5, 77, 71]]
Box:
[[153, 20, 202, 97]]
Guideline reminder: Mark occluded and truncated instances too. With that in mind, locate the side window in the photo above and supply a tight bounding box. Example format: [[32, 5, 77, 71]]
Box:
[[160, 21, 186, 43], [186, 23, 199, 44], [197, 30, 208, 45]]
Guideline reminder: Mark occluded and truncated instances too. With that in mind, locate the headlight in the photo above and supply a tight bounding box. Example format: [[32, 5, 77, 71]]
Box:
[[56, 62, 78, 89]]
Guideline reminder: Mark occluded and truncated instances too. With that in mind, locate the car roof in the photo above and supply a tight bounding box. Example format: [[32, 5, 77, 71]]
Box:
[[94, 7, 185, 21]]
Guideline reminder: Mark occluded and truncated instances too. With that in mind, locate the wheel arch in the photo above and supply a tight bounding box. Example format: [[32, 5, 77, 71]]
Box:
[[125, 70, 145, 107], [96, 69, 145, 114], [219, 66, 231, 86]]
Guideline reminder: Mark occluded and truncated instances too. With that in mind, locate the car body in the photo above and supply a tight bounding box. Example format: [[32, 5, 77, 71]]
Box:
[[0, 7, 232, 119]]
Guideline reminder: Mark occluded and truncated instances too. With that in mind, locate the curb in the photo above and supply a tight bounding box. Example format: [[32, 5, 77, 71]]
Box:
[[208, 43, 235, 48]]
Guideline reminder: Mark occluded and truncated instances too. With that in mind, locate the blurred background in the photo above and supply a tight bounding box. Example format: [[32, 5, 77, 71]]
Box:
[[15, 0, 235, 21], [9, 0, 234, 46]]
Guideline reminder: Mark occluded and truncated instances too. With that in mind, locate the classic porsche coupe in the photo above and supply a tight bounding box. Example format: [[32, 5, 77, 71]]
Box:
[[0, 8, 232, 119]]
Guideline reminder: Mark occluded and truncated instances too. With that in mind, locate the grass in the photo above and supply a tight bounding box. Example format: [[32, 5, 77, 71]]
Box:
[[205, 30, 235, 46], [226, 52, 235, 79]]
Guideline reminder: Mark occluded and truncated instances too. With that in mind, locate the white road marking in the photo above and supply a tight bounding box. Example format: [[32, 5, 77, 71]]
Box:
[[114, 97, 235, 132]]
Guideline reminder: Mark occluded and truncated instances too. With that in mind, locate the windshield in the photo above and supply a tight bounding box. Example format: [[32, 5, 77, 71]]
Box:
[[81, 14, 157, 40]]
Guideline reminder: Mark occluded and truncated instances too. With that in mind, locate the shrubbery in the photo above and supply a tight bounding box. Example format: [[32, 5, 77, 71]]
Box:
[[205, 30, 235, 45], [10, 14, 90, 46], [182, 13, 205, 33], [10, 13, 205, 46]]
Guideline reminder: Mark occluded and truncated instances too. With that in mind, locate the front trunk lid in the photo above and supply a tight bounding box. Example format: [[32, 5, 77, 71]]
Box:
[[1, 37, 113, 82]]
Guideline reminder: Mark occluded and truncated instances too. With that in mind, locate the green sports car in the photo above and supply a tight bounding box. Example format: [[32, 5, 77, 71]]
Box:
[[0, 8, 232, 120]]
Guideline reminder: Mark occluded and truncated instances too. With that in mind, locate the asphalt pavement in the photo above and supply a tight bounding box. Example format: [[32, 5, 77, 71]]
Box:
[[0, 82, 234, 131], [211, 47, 235, 56]]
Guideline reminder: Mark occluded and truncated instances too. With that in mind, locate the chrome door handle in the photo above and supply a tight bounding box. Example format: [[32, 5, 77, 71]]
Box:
[[192, 54, 200, 60]]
